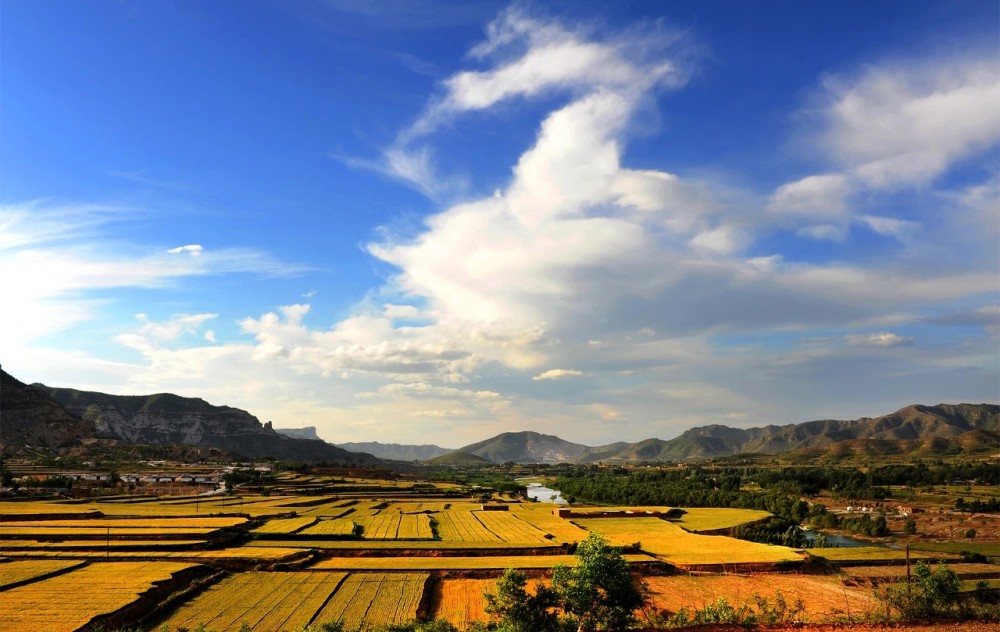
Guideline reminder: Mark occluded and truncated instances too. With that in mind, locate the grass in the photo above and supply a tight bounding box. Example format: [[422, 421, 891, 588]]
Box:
[[574, 518, 803, 566]]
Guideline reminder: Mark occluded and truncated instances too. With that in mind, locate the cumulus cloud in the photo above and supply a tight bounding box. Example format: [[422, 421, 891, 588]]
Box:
[[532, 369, 587, 381]]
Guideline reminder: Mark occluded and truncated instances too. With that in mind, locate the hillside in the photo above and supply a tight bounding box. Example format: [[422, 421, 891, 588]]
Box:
[[338, 441, 453, 462], [458, 431, 593, 464], [424, 450, 493, 466], [0, 369, 96, 455], [456, 404, 999, 463], [36, 383, 381, 465], [275, 426, 322, 441]]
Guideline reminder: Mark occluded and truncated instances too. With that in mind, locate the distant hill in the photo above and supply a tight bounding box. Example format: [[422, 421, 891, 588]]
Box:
[[455, 404, 999, 463], [458, 431, 595, 464], [275, 426, 322, 441], [0, 368, 96, 455], [35, 383, 381, 465], [338, 441, 453, 462], [425, 450, 493, 466]]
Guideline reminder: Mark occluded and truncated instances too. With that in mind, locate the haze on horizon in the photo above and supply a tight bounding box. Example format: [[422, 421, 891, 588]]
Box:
[[2, 0, 998, 448]]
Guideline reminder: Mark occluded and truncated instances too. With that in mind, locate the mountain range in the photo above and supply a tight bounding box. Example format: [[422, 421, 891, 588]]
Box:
[[1, 368, 378, 465], [2, 367, 996, 464], [438, 403, 999, 463]]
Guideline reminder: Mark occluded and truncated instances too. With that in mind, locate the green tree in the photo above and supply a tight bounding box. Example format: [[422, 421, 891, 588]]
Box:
[[552, 532, 645, 631], [484, 568, 559, 632]]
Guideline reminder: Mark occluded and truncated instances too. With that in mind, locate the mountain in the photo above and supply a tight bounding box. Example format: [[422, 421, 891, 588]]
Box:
[[36, 384, 380, 465], [455, 404, 999, 463], [337, 441, 453, 462], [275, 426, 322, 441], [425, 450, 493, 466], [458, 431, 595, 464], [0, 368, 96, 455]]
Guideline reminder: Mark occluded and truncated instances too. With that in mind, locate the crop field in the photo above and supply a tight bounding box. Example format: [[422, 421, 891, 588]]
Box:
[[910, 541, 1000, 558], [244, 539, 553, 550], [359, 512, 435, 540], [473, 511, 552, 543], [300, 518, 359, 537], [433, 509, 551, 544], [0, 561, 194, 632], [0, 525, 219, 538], [0, 538, 207, 549], [672, 508, 772, 532], [573, 518, 803, 566], [0, 559, 85, 589], [435, 510, 505, 542], [807, 547, 948, 564], [250, 516, 317, 534], [6, 517, 246, 529], [311, 572, 430, 631], [429, 577, 547, 628], [0, 546, 304, 561], [161, 571, 348, 631], [842, 563, 1000, 583], [310, 553, 656, 571], [0, 501, 97, 515], [508, 505, 589, 543], [641, 574, 878, 621]]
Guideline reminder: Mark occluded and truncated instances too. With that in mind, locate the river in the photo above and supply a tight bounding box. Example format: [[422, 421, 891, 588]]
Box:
[[521, 481, 567, 504]]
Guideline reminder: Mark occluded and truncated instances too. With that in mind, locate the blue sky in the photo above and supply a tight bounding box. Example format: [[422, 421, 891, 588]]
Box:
[[2, 0, 998, 447]]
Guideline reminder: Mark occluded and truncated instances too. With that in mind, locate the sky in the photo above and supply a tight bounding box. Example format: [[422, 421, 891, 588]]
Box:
[[2, 1, 998, 448]]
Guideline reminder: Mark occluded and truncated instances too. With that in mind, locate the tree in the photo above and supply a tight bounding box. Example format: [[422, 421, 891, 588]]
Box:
[[552, 532, 645, 631], [484, 568, 559, 632]]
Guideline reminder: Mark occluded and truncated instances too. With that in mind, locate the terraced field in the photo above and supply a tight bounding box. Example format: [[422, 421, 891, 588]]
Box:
[[250, 516, 317, 535], [435, 510, 551, 544], [0, 560, 86, 589], [310, 553, 656, 571], [0, 561, 194, 632], [360, 512, 434, 540], [300, 518, 359, 537], [160, 571, 348, 631], [642, 573, 878, 621], [574, 518, 803, 566], [807, 547, 950, 564], [311, 572, 430, 631]]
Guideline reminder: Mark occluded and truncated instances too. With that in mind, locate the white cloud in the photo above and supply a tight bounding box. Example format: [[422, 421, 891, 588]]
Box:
[[845, 332, 914, 347], [532, 369, 587, 381], [167, 244, 203, 257], [768, 173, 853, 218], [822, 58, 1000, 187]]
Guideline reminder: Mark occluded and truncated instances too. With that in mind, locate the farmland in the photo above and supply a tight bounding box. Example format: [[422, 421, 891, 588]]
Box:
[[0, 561, 196, 632], [0, 460, 996, 630], [160, 571, 350, 631], [573, 517, 804, 567]]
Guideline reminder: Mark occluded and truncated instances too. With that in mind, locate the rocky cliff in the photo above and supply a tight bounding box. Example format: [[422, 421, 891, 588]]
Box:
[[37, 384, 380, 465], [0, 368, 96, 454]]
